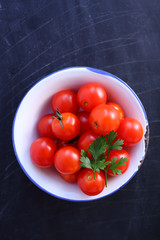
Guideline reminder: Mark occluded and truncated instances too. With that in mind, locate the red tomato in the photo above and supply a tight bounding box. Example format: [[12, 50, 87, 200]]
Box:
[[77, 169, 105, 196], [30, 137, 57, 168], [57, 139, 77, 148], [78, 130, 98, 157], [107, 149, 130, 176], [77, 83, 107, 112], [51, 90, 79, 114], [54, 146, 81, 174], [77, 111, 90, 134], [37, 114, 56, 139], [59, 171, 79, 183], [89, 104, 120, 135], [52, 112, 80, 141], [117, 118, 143, 146], [107, 102, 124, 120]]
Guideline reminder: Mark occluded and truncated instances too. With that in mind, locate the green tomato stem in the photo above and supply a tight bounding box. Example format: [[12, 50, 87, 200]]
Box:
[[52, 108, 64, 130]]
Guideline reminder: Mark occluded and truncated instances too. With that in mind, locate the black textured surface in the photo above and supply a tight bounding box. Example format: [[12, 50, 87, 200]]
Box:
[[0, 0, 160, 239]]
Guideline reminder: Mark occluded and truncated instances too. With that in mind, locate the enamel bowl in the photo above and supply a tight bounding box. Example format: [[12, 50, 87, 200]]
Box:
[[12, 67, 149, 201]]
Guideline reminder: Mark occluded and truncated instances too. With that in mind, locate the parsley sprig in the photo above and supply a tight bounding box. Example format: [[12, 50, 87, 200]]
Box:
[[80, 130, 127, 187]]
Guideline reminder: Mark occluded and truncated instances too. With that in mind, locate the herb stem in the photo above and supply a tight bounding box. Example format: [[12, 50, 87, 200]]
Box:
[[105, 146, 110, 188], [93, 170, 96, 180], [93, 158, 97, 180], [107, 148, 110, 161]]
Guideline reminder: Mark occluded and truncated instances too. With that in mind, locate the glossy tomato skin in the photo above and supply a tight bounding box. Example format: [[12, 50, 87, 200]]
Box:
[[52, 113, 80, 141], [107, 149, 130, 176], [54, 146, 81, 174], [77, 169, 105, 196], [117, 118, 143, 146], [77, 83, 107, 112], [77, 111, 90, 134], [59, 171, 79, 183], [51, 90, 79, 114], [107, 102, 124, 120], [89, 104, 120, 135], [30, 137, 57, 168], [37, 114, 56, 139]]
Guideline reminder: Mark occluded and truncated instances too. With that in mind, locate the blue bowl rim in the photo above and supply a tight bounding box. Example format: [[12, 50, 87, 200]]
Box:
[[12, 66, 149, 202]]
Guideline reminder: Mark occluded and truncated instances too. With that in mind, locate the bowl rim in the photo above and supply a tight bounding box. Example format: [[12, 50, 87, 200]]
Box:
[[12, 66, 149, 202]]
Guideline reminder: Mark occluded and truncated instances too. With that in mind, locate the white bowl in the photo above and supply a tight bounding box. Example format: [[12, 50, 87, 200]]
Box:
[[12, 67, 149, 201]]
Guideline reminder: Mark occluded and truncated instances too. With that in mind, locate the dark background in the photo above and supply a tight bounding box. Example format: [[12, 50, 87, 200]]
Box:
[[0, 0, 160, 239]]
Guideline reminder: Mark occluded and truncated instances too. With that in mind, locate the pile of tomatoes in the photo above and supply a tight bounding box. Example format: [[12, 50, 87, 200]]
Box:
[[30, 83, 143, 196]]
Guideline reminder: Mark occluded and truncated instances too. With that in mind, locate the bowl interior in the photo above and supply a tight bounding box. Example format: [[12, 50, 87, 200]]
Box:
[[13, 67, 148, 201]]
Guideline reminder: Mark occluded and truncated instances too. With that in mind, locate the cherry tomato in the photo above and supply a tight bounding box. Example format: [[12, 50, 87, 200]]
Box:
[[107, 102, 124, 120], [37, 114, 56, 139], [54, 146, 81, 174], [77, 111, 90, 134], [107, 149, 130, 176], [89, 104, 120, 135], [59, 171, 79, 183], [78, 130, 98, 157], [52, 112, 80, 141], [77, 83, 107, 112], [77, 169, 105, 196], [51, 90, 79, 114], [57, 139, 77, 148], [117, 117, 143, 146], [30, 137, 57, 168]]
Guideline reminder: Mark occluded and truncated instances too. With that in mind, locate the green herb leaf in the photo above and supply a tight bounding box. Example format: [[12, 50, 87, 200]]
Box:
[[111, 139, 124, 150], [108, 157, 128, 174], [105, 130, 124, 151], [80, 156, 92, 169], [111, 157, 117, 164], [80, 150, 92, 169], [114, 157, 128, 167], [106, 130, 117, 145], [105, 161, 111, 166], [111, 168, 122, 175], [88, 135, 107, 160], [81, 150, 88, 158], [96, 159, 106, 170]]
